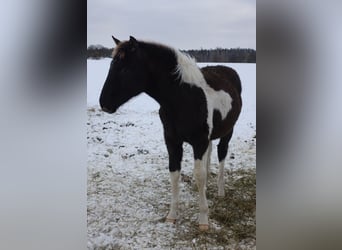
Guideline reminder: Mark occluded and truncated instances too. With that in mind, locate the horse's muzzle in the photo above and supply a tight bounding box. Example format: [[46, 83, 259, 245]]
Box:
[[100, 106, 115, 114]]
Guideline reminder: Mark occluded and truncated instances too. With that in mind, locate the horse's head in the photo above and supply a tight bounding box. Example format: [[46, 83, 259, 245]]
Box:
[[99, 36, 148, 113]]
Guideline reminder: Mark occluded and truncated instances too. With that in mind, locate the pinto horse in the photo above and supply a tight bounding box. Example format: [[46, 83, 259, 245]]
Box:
[[99, 36, 242, 231]]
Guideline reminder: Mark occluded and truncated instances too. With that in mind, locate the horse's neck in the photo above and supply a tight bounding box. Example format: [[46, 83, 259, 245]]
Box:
[[140, 45, 183, 108], [145, 63, 180, 108]]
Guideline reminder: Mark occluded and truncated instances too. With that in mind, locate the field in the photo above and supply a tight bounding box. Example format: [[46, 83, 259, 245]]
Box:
[[87, 59, 256, 249]]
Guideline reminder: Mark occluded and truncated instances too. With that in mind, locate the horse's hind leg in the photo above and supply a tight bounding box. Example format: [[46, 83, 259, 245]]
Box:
[[164, 136, 183, 223], [217, 130, 233, 197], [193, 140, 210, 230], [205, 141, 212, 185]]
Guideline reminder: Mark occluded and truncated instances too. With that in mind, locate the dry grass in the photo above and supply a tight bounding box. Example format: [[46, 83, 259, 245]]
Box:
[[208, 168, 256, 240], [174, 168, 256, 249]]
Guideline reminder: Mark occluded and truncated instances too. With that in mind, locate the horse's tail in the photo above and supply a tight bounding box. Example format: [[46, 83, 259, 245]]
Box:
[[222, 66, 242, 95], [224, 66, 242, 95]]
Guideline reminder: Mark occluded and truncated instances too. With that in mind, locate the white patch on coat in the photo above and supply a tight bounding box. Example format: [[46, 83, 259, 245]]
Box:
[[174, 49, 232, 137]]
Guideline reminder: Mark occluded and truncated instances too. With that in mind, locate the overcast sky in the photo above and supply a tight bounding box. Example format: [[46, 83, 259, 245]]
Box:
[[88, 0, 255, 50]]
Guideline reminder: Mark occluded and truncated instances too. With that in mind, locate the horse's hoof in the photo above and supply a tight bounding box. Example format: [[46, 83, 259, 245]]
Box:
[[165, 217, 176, 224], [199, 224, 209, 231]]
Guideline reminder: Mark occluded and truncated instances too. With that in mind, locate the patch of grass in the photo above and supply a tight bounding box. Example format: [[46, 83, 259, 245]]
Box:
[[208, 168, 256, 241], [175, 168, 256, 248]]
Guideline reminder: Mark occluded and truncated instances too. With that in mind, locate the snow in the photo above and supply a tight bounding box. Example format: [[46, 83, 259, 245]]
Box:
[[87, 59, 256, 249]]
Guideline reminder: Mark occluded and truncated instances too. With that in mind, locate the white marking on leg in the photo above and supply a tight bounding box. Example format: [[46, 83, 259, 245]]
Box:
[[206, 141, 212, 186], [166, 171, 180, 222], [173, 50, 233, 138], [218, 160, 225, 197], [194, 148, 210, 228]]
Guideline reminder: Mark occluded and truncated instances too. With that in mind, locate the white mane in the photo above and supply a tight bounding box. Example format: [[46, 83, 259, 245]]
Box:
[[174, 50, 207, 88]]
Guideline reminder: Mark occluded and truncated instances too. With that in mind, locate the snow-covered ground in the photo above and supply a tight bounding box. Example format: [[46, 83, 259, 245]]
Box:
[[87, 58, 256, 249]]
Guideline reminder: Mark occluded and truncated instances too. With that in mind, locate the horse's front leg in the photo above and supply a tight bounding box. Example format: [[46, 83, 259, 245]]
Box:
[[164, 136, 183, 223]]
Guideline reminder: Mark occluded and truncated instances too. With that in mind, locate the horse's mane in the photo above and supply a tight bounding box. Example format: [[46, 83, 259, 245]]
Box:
[[173, 49, 206, 87], [112, 40, 205, 87]]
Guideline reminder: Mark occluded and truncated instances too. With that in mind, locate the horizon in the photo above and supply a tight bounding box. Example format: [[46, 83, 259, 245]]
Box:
[[87, 43, 257, 51]]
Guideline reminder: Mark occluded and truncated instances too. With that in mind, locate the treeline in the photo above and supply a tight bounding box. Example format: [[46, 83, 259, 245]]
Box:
[[185, 48, 256, 63], [87, 45, 113, 58], [87, 45, 256, 63]]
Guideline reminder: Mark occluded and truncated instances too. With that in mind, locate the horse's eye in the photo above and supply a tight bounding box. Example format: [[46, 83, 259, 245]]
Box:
[[112, 55, 120, 63], [111, 57, 120, 67]]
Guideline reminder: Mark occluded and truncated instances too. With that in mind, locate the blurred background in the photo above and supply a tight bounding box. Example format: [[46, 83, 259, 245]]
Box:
[[0, 1, 87, 249], [258, 0, 342, 249], [0, 0, 341, 249]]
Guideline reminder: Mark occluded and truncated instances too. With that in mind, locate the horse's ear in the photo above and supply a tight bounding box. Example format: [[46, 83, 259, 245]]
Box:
[[112, 36, 121, 45], [129, 36, 139, 49]]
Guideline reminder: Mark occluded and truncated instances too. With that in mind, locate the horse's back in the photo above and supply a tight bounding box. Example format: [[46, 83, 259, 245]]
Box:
[[201, 65, 242, 95]]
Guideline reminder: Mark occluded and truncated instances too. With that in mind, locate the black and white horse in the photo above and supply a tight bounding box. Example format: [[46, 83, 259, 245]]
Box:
[[100, 36, 242, 231]]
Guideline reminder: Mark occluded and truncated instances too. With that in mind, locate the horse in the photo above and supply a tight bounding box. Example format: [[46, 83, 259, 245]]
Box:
[[99, 36, 242, 231]]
